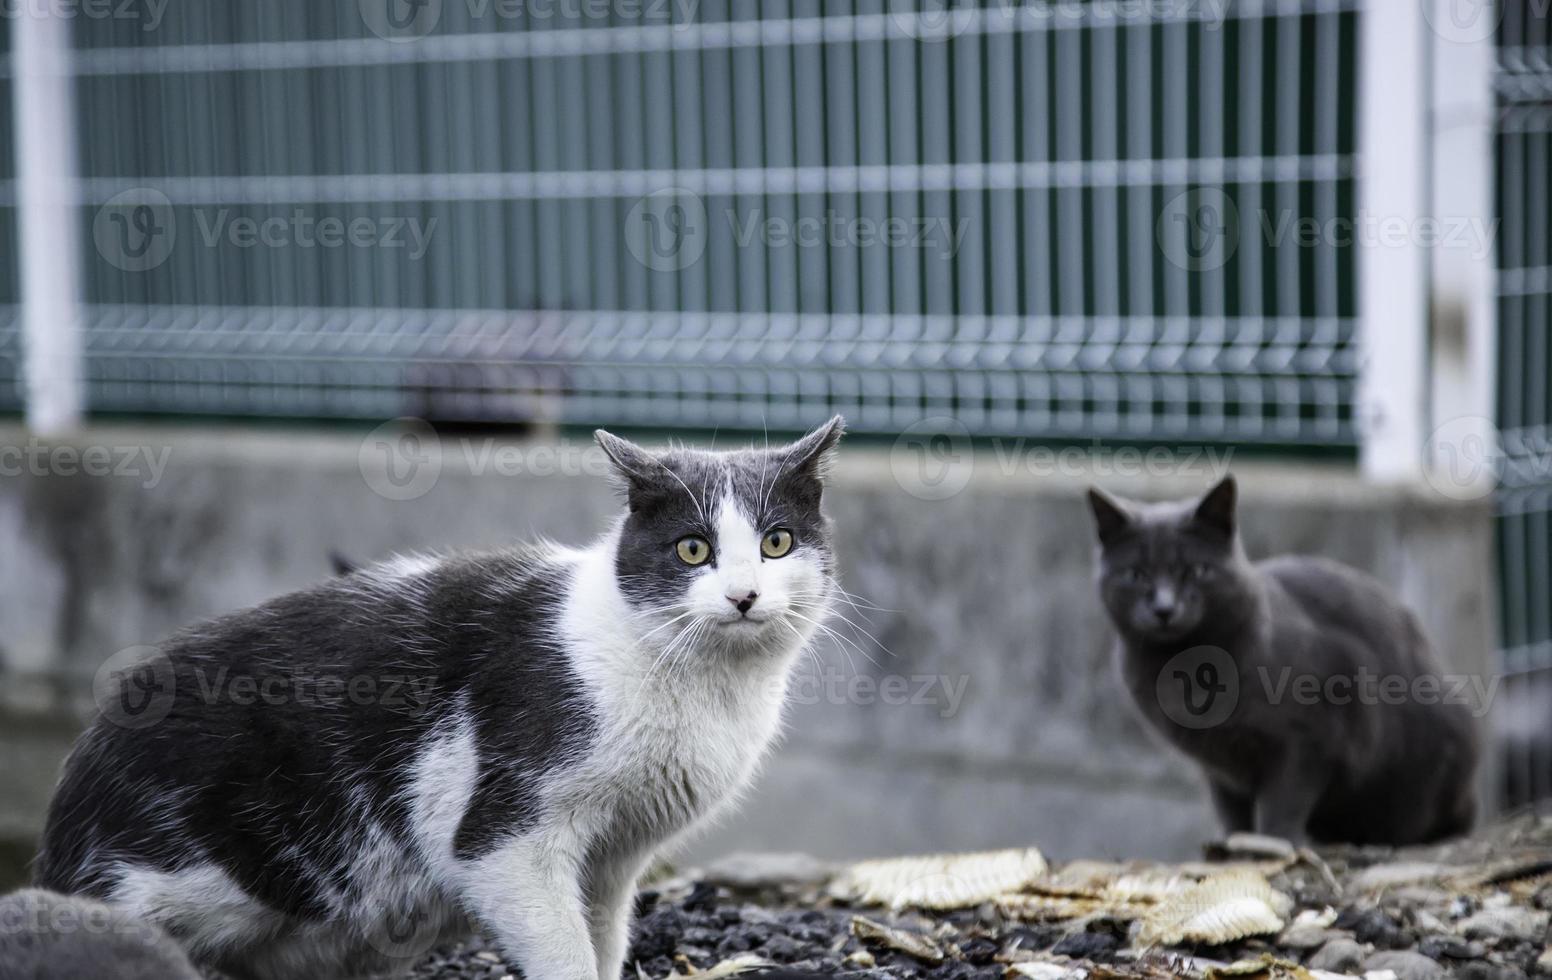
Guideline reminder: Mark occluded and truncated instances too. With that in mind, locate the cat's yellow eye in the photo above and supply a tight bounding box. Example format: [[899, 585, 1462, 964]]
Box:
[[675, 536, 711, 566], [761, 528, 794, 559]]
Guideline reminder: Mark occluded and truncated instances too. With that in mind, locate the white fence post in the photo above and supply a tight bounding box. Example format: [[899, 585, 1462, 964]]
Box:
[[1357, 0, 1430, 481], [1425, 0, 1498, 481], [11, 6, 84, 435]]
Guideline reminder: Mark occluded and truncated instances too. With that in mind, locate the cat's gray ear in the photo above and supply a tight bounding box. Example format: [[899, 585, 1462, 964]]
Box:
[[1086, 487, 1133, 545], [594, 429, 669, 509], [1192, 475, 1238, 537], [780, 415, 846, 482]]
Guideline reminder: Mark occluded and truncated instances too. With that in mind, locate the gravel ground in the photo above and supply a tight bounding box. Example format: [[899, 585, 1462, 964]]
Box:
[[224, 818, 1552, 979]]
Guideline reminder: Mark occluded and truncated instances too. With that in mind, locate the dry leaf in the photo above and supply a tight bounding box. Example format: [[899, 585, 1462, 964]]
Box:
[[1007, 962, 1089, 979], [832, 848, 1049, 910], [1205, 953, 1324, 978], [849, 915, 945, 963], [1137, 871, 1286, 947]]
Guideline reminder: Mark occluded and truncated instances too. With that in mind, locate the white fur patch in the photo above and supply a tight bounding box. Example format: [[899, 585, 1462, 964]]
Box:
[[109, 861, 281, 960], [407, 708, 480, 877]]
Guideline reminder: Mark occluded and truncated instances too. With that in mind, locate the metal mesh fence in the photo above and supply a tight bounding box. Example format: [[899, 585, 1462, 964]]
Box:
[[1496, 0, 1552, 809], [57, 0, 1361, 441]]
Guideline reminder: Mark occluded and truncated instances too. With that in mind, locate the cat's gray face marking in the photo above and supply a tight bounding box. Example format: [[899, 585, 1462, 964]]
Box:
[[1088, 477, 1257, 643], [595, 417, 843, 654]]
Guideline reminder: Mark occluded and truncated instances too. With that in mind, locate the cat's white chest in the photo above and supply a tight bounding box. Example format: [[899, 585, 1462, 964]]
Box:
[[603, 673, 788, 831]]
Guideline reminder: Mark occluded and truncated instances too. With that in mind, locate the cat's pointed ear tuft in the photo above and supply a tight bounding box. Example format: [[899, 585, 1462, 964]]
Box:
[[1086, 487, 1134, 545], [594, 429, 668, 509], [781, 415, 846, 481], [594, 429, 657, 479], [1193, 474, 1238, 537]]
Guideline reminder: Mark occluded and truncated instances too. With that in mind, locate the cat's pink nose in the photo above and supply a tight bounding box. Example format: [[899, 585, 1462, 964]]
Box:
[[727, 591, 758, 615]]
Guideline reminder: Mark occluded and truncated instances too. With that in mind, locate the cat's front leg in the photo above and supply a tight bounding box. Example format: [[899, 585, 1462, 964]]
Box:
[[1252, 751, 1323, 846], [1208, 779, 1255, 835], [586, 851, 653, 980], [460, 830, 597, 980]]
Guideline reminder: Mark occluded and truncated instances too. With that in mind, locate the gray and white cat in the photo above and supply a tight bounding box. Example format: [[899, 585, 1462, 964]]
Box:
[[1087, 476, 1480, 846], [0, 889, 202, 979], [35, 418, 845, 980]]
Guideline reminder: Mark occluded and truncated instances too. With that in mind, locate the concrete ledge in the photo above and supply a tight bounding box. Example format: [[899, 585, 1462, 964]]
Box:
[[0, 424, 1498, 875]]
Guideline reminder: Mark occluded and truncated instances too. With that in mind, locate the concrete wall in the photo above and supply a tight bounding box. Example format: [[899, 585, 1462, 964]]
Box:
[[0, 424, 1498, 885]]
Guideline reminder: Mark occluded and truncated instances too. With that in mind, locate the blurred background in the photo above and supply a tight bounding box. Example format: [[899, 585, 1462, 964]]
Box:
[[0, 0, 1546, 886]]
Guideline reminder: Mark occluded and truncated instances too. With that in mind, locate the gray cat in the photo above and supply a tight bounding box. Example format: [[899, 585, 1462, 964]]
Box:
[[1086, 476, 1479, 845], [0, 888, 201, 979]]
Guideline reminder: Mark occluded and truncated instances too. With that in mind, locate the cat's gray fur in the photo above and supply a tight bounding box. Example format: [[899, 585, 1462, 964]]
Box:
[[1087, 476, 1480, 845], [0, 888, 201, 979]]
